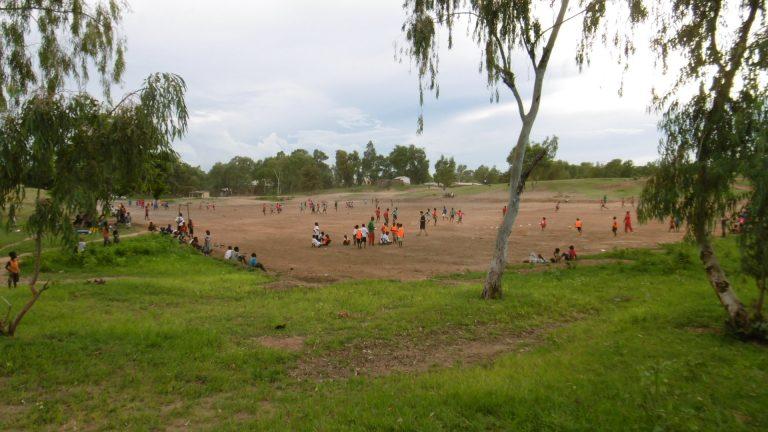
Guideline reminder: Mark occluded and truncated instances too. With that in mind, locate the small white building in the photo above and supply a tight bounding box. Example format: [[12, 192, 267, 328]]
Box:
[[394, 176, 411, 185]]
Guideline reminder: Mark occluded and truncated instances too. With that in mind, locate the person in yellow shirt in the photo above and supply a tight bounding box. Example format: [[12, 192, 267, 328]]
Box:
[[5, 251, 20, 288]]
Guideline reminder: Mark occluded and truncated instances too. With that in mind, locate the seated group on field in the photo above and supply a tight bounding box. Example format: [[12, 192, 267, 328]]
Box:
[[523, 245, 578, 264], [224, 245, 266, 271]]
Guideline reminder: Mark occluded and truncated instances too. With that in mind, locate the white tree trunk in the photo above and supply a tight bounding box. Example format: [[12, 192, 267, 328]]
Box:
[[482, 119, 534, 299]]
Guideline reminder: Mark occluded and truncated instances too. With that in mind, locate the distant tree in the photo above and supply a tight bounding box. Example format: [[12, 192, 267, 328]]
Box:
[[0, 73, 188, 336], [433, 155, 457, 188], [334, 150, 355, 187], [300, 164, 323, 191], [508, 136, 559, 183], [361, 141, 381, 181]]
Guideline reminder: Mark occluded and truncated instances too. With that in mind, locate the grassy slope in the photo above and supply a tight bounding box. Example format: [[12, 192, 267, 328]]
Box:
[[0, 236, 765, 430]]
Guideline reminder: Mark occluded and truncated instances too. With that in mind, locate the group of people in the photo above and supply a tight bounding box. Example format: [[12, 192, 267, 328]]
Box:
[[524, 245, 578, 264], [223, 245, 267, 271], [151, 214, 268, 272], [530, 211, 635, 237]]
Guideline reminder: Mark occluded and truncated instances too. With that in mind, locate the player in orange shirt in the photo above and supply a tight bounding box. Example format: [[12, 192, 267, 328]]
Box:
[[574, 218, 583, 236], [612, 217, 619, 237]]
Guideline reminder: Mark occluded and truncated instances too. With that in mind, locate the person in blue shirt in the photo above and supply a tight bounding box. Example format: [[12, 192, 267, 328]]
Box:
[[248, 253, 266, 272]]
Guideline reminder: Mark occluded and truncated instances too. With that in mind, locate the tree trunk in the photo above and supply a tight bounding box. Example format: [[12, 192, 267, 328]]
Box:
[[482, 119, 534, 299], [693, 225, 750, 331], [480, 0, 569, 299], [6, 233, 46, 336]]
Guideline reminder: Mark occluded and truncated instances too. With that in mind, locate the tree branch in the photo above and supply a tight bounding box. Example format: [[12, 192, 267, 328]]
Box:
[[533, 0, 597, 46], [0, 5, 99, 22]]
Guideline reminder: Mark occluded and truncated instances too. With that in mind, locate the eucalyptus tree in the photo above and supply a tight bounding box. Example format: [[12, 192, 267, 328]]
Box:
[[638, 0, 767, 335], [434, 155, 457, 188], [0, 0, 126, 109], [400, 0, 646, 298]]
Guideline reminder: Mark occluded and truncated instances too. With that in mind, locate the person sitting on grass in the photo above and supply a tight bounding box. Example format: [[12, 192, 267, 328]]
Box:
[[5, 251, 20, 289], [224, 246, 234, 260], [524, 252, 547, 264], [249, 253, 267, 272], [565, 245, 577, 261], [148, 221, 157, 232], [551, 248, 562, 263], [233, 246, 244, 264], [189, 236, 201, 250]]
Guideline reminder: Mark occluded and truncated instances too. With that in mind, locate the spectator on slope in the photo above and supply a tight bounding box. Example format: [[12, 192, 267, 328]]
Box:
[[224, 246, 234, 260], [249, 253, 267, 272]]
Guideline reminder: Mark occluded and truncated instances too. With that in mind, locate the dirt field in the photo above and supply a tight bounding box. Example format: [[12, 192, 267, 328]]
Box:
[[133, 186, 682, 283]]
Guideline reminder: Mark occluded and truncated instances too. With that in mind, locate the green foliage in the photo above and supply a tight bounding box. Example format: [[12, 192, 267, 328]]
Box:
[[433, 154, 456, 188], [0, 0, 126, 110], [388, 144, 430, 184], [1, 235, 767, 429]]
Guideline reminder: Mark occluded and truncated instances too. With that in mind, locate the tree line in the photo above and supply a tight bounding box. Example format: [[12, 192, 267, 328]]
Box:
[[159, 137, 656, 197]]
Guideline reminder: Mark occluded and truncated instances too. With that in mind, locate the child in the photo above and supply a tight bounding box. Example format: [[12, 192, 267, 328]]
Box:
[[313, 222, 321, 242], [203, 230, 212, 256], [397, 223, 405, 247], [6, 251, 20, 288], [612, 217, 619, 236], [249, 253, 267, 272], [566, 245, 577, 261], [102, 225, 111, 246], [354, 225, 363, 249], [419, 211, 428, 236], [540, 217, 547, 231], [551, 248, 562, 263], [322, 233, 332, 247], [112, 229, 120, 244], [384, 208, 390, 225], [375, 207, 381, 222], [360, 222, 369, 248], [624, 211, 633, 233], [449, 208, 456, 223], [457, 209, 463, 224], [432, 208, 438, 226], [502, 205, 507, 217], [574, 218, 583, 235], [442, 206, 448, 220], [224, 246, 234, 260], [555, 201, 560, 212], [343, 234, 351, 246]]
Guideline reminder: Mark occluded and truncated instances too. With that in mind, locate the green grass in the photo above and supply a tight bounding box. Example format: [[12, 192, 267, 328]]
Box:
[[0, 235, 765, 430]]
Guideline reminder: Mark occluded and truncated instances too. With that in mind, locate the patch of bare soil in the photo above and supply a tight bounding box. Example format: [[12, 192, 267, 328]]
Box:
[[685, 326, 723, 335], [291, 323, 568, 381], [259, 335, 306, 352], [123, 188, 681, 282]]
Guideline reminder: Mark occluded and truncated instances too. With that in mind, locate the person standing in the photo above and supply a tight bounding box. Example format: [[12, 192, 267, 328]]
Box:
[[5, 251, 20, 288], [367, 217, 375, 246], [419, 211, 428, 236], [624, 211, 633, 233], [612, 217, 619, 237], [203, 230, 213, 256]]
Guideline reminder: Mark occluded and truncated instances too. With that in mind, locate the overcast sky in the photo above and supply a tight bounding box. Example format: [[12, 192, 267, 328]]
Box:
[[116, 0, 665, 171]]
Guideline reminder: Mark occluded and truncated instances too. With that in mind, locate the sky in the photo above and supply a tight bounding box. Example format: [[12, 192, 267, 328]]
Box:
[[115, 0, 666, 171]]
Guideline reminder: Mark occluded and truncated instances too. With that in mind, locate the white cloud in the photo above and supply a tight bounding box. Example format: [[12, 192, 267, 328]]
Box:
[[118, 0, 668, 170]]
